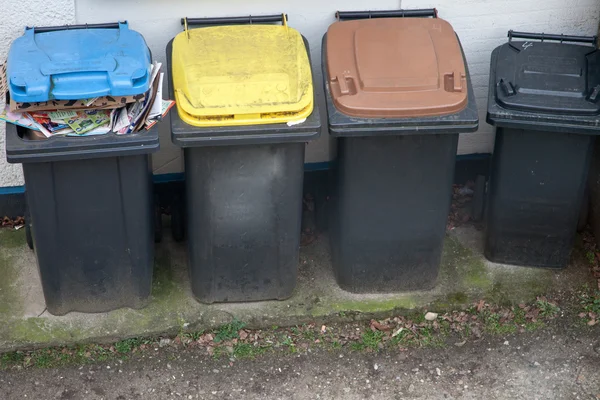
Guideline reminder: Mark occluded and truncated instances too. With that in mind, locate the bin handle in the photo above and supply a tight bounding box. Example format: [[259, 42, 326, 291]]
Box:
[[27, 22, 126, 34], [336, 9, 438, 21], [181, 14, 288, 27], [508, 30, 598, 47]]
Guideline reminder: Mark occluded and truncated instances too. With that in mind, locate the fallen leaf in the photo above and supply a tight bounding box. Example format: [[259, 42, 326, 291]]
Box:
[[370, 320, 392, 332], [321, 325, 327, 334], [239, 330, 248, 340], [454, 340, 467, 347], [588, 320, 597, 326], [477, 300, 486, 312]]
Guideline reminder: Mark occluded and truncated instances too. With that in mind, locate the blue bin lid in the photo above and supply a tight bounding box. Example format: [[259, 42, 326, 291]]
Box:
[[7, 22, 151, 103]]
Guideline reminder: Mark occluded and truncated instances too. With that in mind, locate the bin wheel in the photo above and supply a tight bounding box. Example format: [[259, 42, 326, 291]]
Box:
[[471, 175, 486, 222], [154, 196, 163, 244], [171, 194, 185, 242], [25, 220, 34, 250]]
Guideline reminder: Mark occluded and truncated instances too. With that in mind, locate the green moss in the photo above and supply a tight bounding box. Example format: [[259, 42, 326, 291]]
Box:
[[0, 239, 23, 316], [487, 270, 554, 305], [322, 297, 419, 316], [430, 292, 471, 312], [446, 291, 469, 304], [442, 236, 491, 291], [152, 246, 177, 300], [9, 318, 83, 344], [0, 230, 26, 250]]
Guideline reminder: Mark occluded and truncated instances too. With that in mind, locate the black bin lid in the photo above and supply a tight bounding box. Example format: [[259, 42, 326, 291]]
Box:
[[487, 31, 600, 134], [494, 38, 600, 116]]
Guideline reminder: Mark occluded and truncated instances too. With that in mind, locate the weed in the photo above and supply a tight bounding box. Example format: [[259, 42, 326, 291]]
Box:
[[91, 345, 111, 362], [416, 326, 446, 347], [350, 342, 366, 351], [465, 305, 478, 315], [183, 331, 204, 341], [390, 329, 410, 346], [513, 307, 526, 325], [438, 320, 452, 335], [33, 351, 54, 368], [360, 330, 384, 351], [1, 352, 25, 366], [301, 326, 317, 341], [482, 312, 516, 335], [461, 324, 471, 338], [579, 290, 600, 316], [211, 346, 228, 360], [407, 312, 426, 324], [586, 251, 596, 266], [213, 319, 246, 343], [536, 299, 560, 318], [114, 338, 142, 354], [524, 321, 545, 331], [233, 343, 264, 359]]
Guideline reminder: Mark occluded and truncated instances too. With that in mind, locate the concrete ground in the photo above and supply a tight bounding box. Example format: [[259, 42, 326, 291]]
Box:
[[0, 320, 598, 400], [0, 223, 594, 353]]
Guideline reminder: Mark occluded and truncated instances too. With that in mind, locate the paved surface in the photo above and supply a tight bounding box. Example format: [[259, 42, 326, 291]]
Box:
[[0, 225, 591, 353], [1, 325, 598, 400]]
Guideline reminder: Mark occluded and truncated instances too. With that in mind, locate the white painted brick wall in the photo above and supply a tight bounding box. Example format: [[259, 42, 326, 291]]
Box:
[[403, 0, 600, 154], [0, 0, 598, 185]]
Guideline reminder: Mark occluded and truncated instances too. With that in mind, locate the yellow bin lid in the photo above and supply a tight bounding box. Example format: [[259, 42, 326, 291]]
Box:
[[172, 21, 314, 127]]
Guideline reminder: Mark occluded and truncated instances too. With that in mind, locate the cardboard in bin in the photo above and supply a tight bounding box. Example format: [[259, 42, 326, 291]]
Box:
[[171, 16, 313, 127], [326, 16, 468, 118]]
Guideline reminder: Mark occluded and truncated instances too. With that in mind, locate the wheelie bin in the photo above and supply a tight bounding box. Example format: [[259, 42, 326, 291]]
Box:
[[323, 9, 479, 293], [5, 22, 158, 315], [168, 15, 320, 303], [485, 31, 600, 268]]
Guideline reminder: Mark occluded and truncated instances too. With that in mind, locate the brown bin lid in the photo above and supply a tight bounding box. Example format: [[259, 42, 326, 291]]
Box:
[[326, 17, 468, 118]]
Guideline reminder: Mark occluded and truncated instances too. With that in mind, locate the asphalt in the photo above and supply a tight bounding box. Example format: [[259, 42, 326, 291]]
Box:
[[1, 323, 598, 400]]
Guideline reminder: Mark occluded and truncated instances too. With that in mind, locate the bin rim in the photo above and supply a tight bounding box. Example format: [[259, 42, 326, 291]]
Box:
[[5, 122, 160, 163]]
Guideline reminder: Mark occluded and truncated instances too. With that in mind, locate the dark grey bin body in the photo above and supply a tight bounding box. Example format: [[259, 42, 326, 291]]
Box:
[[6, 123, 159, 315], [323, 35, 479, 293], [184, 144, 305, 302], [485, 39, 600, 268], [167, 39, 321, 303]]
